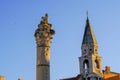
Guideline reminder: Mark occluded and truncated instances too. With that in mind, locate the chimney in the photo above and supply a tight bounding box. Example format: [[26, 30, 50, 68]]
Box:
[[0, 76, 5, 80], [105, 66, 111, 72]]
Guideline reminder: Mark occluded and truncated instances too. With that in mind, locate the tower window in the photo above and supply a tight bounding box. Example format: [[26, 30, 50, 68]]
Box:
[[94, 60, 99, 69], [95, 49, 97, 51], [89, 49, 92, 51], [87, 77, 90, 80], [94, 77, 98, 80], [83, 59, 89, 69]]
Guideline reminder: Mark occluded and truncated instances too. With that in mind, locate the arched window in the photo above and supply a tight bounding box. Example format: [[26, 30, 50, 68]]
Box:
[[94, 59, 99, 69], [87, 77, 90, 80], [83, 59, 89, 69], [94, 77, 98, 80]]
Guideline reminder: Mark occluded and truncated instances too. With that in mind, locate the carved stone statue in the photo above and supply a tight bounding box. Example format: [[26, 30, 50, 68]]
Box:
[[41, 13, 48, 24]]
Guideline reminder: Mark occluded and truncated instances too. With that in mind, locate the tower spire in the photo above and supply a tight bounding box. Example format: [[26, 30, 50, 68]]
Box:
[[82, 16, 97, 45]]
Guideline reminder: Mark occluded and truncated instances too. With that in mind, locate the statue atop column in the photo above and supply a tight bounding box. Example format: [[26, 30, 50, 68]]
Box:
[[41, 13, 48, 24]]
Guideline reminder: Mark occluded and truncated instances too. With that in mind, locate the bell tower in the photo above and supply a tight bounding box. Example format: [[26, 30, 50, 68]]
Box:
[[34, 14, 55, 80], [79, 17, 103, 80]]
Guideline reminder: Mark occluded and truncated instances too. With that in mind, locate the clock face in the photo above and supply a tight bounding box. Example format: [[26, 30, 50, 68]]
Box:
[[89, 48, 93, 53], [83, 49, 87, 53], [82, 47, 87, 54], [95, 48, 98, 52]]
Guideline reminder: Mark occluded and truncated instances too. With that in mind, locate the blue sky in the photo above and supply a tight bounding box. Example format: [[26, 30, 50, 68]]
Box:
[[0, 0, 120, 80]]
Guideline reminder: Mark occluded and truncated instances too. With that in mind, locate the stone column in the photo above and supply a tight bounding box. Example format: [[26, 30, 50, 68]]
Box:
[[34, 14, 55, 80]]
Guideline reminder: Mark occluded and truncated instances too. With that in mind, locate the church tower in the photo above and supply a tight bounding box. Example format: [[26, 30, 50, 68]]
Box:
[[79, 17, 103, 80], [34, 14, 55, 80]]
